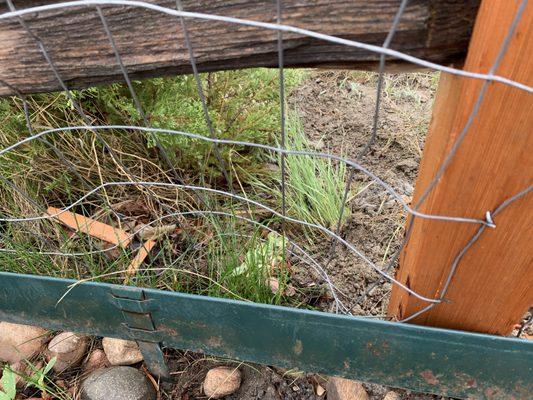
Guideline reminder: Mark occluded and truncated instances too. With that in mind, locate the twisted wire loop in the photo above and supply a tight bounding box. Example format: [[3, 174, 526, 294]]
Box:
[[0, 0, 531, 321]]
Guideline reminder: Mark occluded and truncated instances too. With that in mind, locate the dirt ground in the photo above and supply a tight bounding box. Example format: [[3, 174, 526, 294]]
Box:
[[159, 357, 448, 400], [288, 70, 435, 317]]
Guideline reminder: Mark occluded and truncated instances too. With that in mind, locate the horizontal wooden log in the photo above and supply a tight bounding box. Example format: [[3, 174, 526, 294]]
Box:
[[0, 0, 480, 96]]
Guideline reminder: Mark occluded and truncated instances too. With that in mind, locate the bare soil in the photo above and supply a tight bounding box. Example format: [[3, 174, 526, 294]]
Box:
[[288, 70, 436, 317]]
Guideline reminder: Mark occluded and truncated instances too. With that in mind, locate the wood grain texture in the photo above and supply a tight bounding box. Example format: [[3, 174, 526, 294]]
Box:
[[388, 0, 533, 335], [0, 0, 480, 96]]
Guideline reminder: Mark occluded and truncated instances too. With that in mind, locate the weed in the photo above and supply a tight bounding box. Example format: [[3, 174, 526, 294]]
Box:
[[0, 357, 70, 400], [0, 366, 16, 400], [246, 116, 350, 235], [282, 119, 349, 231], [0, 67, 329, 309], [25, 357, 58, 395]]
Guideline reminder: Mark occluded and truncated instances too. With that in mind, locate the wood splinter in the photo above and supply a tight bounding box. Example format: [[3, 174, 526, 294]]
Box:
[[46, 206, 160, 282], [46, 206, 132, 248]]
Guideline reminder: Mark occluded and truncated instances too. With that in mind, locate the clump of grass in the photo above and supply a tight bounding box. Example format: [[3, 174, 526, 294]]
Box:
[[0, 68, 308, 208], [93, 68, 307, 183], [0, 357, 70, 400], [282, 119, 349, 231], [124, 214, 293, 306], [0, 67, 323, 309], [247, 116, 350, 235]]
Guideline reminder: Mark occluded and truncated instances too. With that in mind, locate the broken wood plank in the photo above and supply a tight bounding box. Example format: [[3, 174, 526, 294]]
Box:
[[125, 239, 157, 280], [0, 0, 480, 96], [47, 206, 132, 247]]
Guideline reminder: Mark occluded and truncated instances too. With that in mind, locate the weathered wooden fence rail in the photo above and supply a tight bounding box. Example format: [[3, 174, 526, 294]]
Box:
[[0, 0, 480, 96]]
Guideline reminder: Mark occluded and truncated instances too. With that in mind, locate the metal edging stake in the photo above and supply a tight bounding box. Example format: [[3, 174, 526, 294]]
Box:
[[110, 286, 170, 379]]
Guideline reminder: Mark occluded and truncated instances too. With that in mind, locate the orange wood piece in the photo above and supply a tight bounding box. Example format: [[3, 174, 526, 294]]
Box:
[[388, 0, 533, 335], [47, 206, 132, 248], [125, 239, 157, 280]]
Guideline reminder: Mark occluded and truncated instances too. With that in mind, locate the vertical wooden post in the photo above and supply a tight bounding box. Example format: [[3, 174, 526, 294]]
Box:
[[388, 0, 533, 335]]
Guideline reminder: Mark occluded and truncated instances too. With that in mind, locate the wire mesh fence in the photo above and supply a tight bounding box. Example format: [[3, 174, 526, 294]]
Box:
[[0, 0, 531, 328]]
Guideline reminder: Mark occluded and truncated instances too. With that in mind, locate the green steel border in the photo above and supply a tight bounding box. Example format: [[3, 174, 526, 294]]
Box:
[[0, 271, 531, 399]]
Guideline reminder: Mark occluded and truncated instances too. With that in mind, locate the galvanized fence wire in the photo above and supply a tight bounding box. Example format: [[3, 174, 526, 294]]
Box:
[[0, 0, 531, 322]]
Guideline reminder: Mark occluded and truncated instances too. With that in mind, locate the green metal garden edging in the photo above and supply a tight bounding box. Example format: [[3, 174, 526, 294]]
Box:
[[0, 271, 531, 399]]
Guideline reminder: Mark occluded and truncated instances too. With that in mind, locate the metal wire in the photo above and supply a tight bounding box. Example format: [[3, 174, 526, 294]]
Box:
[[276, 0, 287, 226], [175, 0, 232, 188], [400, 185, 532, 323], [362, 0, 529, 321], [0, 178, 443, 303], [96, 6, 189, 188], [0, 124, 500, 226], [327, 0, 410, 263], [95, 5, 212, 215], [4, 0, 192, 222], [0, 0, 530, 323]]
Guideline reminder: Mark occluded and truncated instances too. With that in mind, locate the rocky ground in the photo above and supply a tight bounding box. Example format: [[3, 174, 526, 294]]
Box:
[[0, 321, 450, 400], [2, 320, 529, 399]]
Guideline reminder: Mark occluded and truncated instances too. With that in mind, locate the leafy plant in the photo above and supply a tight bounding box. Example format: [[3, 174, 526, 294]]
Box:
[[136, 68, 306, 182], [229, 232, 286, 278], [0, 366, 16, 400], [0, 68, 308, 307]]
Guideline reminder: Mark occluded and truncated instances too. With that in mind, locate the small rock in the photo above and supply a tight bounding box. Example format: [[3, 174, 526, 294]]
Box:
[[310, 139, 325, 150], [267, 277, 280, 294], [0, 322, 48, 363], [102, 338, 143, 366], [326, 377, 368, 400], [401, 195, 412, 205], [80, 366, 156, 400], [267, 277, 297, 297], [383, 391, 401, 400], [203, 366, 242, 399], [264, 385, 279, 400], [265, 162, 280, 173], [395, 158, 418, 173], [55, 379, 67, 389], [84, 349, 110, 373], [316, 383, 326, 396], [47, 332, 88, 372], [401, 182, 414, 196]]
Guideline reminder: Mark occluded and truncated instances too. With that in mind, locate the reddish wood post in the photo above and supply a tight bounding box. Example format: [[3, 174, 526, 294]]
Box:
[[388, 0, 533, 335]]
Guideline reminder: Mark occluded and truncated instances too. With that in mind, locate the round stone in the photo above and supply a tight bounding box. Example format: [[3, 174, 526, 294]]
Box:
[[47, 332, 88, 372], [203, 366, 242, 399], [102, 338, 143, 366], [80, 366, 156, 400], [0, 322, 48, 364]]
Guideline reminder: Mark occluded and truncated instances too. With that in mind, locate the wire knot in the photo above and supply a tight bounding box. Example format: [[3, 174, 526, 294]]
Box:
[[485, 211, 496, 228]]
